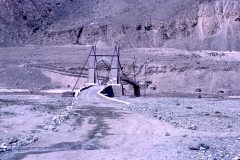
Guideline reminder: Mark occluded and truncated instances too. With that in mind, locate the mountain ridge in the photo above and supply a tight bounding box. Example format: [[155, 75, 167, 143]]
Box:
[[0, 0, 239, 51]]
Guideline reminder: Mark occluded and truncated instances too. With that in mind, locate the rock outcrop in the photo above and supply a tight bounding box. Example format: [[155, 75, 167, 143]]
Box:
[[0, 0, 239, 51]]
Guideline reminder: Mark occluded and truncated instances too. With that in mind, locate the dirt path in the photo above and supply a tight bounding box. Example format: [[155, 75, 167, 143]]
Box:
[[1, 93, 240, 159], [78, 85, 105, 102], [0, 87, 196, 160], [21, 113, 186, 160]]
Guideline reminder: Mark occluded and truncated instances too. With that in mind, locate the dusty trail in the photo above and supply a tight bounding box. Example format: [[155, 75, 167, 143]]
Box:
[[0, 88, 240, 159], [0, 87, 192, 160]]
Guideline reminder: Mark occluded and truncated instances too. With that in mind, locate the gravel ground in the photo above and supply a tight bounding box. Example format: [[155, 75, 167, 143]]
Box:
[[118, 96, 240, 160], [0, 94, 240, 160]]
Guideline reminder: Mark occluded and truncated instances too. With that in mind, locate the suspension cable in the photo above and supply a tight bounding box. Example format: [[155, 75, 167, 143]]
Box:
[[71, 47, 94, 92]]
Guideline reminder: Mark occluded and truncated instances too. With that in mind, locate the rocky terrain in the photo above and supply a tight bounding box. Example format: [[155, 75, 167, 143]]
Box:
[[0, 45, 239, 159], [1, 46, 240, 96], [0, 45, 240, 97], [0, 0, 240, 51], [0, 86, 239, 160], [121, 96, 240, 160], [1, 0, 240, 160]]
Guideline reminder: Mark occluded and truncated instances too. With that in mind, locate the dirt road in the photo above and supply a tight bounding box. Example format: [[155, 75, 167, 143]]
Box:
[[1, 87, 240, 159], [78, 85, 105, 101]]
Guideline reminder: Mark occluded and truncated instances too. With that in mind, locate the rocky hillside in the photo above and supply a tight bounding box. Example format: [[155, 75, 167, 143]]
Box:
[[0, 0, 240, 51]]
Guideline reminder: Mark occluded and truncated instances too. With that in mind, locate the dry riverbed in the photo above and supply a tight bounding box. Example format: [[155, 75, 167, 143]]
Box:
[[0, 93, 240, 160], [0, 45, 240, 159]]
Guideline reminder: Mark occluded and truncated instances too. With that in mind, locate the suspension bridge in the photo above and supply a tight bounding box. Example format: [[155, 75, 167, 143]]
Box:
[[64, 46, 149, 98]]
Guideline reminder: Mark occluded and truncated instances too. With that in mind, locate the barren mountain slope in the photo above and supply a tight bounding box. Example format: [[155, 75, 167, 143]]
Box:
[[0, 0, 240, 51]]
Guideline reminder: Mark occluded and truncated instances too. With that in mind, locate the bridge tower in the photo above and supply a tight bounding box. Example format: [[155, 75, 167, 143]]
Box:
[[86, 46, 122, 97], [87, 46, 120, 84]]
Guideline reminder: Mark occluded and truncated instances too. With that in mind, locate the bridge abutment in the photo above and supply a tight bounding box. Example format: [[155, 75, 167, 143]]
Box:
[[100, 84, 123, 97]]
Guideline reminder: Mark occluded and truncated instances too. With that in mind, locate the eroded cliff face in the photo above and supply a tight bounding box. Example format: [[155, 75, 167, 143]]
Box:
[[165, 0, 240, 51], [0, 0, 239, 51]]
